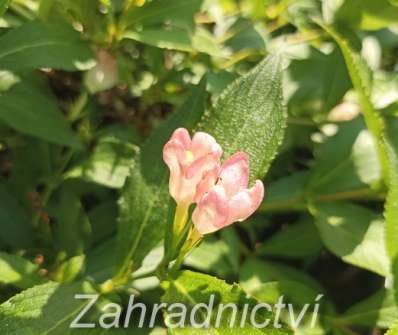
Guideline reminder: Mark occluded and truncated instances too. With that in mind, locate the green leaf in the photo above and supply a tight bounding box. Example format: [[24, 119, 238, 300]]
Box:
[[0, 77, 82, 148], [0, 0, 9, 17], [0, 252, 43, 289], [316, 22, 390, 185], [259, 172, 310, 212], [66, 135, 138, 189], [317, 19, 398, 302], [0, 182, 35, 248], [0, 20, 94, 71], [115, 80, 207, 279], [240, 258, 325, 299], [335, 0, 398, 30], [258, 219, 323, 259], [387, 319, 398, 335], [162, 270, 292, 334], [184, 229, 240, 277], [285, 47, 351, 116], [339, 289, 398, 329], [308, 118, 382, 196], [124, 28, 194, 52], [49, 186, 92, 257], [200, 54, 287, 182], [0, 281, 98, 334], [52, 255, 86, 284], [124, 0, 202, 30], [311, 203, 390, 276], [385, 117, 398, 304]]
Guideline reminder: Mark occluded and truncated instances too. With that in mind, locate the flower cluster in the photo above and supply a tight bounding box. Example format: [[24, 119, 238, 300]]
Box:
[[163, 128, 264, 235]]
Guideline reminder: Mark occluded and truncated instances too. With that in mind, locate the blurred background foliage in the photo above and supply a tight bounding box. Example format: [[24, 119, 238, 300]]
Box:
[[1, 0, 398, 334]]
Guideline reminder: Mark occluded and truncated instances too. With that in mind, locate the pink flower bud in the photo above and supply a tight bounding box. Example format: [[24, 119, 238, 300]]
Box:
[[163, 128, 222, 205], [192, 152, 264, 235]]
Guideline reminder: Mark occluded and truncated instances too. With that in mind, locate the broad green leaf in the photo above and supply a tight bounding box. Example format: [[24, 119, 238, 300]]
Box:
[[0, 252, 43, 289], [184, 229, 240, 278], [339, 289, 398, 329], [162, 270, 292, 334], [0, 182, 35, 248], [200, 54, 287, 182], [224, 18, 266, 53], [285, 47, 351, 117], [0, 281, 98, 334], [258, 219, 323, 259], [115, 80, 207, 280], [48, 186, 92, 257], [88, 201, 118, 245], [240, 258, 325, 301], [318, 20, 398, 301], [335, 0, 398, 30], [308, 118, 382, 196], [0, 77, 82, 148], [311, 203, 390, 276], [66, 135, 138, 189], [0, 21, 94, 71], [124, 0, 202, 30], [259, 172, 310, 212]]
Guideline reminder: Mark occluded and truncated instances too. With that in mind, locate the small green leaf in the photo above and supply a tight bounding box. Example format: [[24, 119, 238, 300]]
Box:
[[162, 270, 292, 334], [200, 54, 287, 182], [0, 252, 43, 289], [52, 255, 85, 284], [0, 77, 82, 148], [311, 203, 390, 276], [339, 289, 398, 329], [0, 21, 94, 71], [124, 28, 194, 52]]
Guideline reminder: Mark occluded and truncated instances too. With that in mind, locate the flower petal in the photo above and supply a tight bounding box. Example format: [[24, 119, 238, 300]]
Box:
[[191, 132, 222, 159], [227, 180, 264, 223], [170, 128, 191, 149], [194, 167, 219, 203], [219, 152, 250, 197], [192, 185, 229, 234]]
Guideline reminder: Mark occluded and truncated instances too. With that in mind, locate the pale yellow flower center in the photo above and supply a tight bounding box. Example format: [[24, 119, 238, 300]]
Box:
[[185, 150, 194, 163]]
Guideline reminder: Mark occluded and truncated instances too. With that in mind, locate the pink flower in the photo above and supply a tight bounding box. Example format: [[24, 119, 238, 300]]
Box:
[[192, 152, 264, 235], [163, 128, 222, 205]]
